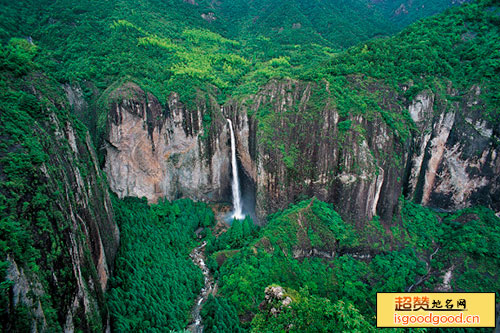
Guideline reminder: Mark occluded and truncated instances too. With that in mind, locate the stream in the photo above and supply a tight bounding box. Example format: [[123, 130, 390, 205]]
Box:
[[187, 241, 214, 333]]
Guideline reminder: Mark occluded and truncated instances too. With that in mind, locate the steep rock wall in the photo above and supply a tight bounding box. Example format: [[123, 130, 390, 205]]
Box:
[[406, 87, 500, 212], [104, 83, 231, 203], [229, 79, 404, 224], [231, 80, 499, 223], [46, 112, 120, 332], [103, 80, 499, 225], [1, 79, 120, 331]]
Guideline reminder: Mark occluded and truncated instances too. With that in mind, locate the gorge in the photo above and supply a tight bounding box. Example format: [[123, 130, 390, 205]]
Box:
[[0, 0, 499, 331]]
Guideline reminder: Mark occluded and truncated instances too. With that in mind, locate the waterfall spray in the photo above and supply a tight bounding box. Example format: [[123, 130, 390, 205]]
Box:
[[227, 119, 244, 220]]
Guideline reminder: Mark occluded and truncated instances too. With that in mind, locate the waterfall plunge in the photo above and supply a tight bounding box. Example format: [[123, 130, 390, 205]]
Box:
[[227, 119, 244, 220]]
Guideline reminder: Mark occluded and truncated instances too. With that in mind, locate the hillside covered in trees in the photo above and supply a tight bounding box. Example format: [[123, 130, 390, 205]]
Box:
[[0, 0, 499, 331]]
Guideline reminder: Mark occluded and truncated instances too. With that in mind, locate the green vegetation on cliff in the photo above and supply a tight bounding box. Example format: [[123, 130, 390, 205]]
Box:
[[0, 38, 60, 331], [319, 0, 500, 122], [1, 0, 499, 331], [2, 0, 495, 159], [0, 37, 117, 331], [0, 0, 470, 124], [0, 0, 347, 106]]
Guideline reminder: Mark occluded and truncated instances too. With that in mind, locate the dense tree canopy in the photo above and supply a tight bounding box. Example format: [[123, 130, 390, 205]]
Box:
[[1, 0, 498, 331], [107, 197, 215, 331]]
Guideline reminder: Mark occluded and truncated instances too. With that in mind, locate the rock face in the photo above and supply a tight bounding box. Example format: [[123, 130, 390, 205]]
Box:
[[246, 81, 499, 222], [233, 80, 404, 224], [405, 87, 500, 212], [104, 83, 231, 203], [48, 115, 120, 332], [231, 80, 498, 222], [1, 80, 119, 331], [259, 285, 293, 317], [104, 80, 499, 225]]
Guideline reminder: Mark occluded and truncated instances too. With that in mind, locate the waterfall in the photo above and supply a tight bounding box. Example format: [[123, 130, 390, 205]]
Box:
[[227, 119, 244, 220]]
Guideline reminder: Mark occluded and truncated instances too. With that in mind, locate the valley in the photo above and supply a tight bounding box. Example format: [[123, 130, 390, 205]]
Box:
[[0, 0, 499, 331]]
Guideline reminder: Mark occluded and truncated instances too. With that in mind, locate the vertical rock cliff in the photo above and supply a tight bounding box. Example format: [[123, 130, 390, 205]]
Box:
[[235, 80, 499, 223], [405, 86, 500, 212], [104, 83, 231, 203], [229, 79, 405, 225], [102, 79, 499, 226], [1, 71, 119, 331]]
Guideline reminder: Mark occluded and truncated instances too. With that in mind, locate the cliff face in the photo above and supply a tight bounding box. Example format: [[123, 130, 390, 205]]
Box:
[[103, 80, 499, 225], [237, 81, 500, 224], [233, 80, 499, 223], [230, 79, 404, 225], [405, 87, 500, 212], [1, 76, 119, 331], [104, 83, 231, 203]]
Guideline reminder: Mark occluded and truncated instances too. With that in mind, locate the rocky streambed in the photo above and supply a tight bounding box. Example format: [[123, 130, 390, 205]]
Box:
[[187, 241, 215, 333]]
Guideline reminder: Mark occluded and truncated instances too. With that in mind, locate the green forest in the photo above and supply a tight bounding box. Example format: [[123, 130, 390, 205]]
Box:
[[206, 198, 500, 331], [106, 195, 500, 331], [0, 0, 499, 331], [108, 197, 214, 331]]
